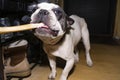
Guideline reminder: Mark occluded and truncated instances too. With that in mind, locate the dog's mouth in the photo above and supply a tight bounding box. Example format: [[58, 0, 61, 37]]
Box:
[[35, 23, 59, 37]]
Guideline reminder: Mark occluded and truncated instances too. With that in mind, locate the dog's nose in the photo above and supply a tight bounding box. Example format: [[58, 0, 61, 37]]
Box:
[[39, 9, 49, 15]]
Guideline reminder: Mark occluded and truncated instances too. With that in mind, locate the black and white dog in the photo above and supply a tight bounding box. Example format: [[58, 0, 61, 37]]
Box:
[[30, 2, 93, 80]]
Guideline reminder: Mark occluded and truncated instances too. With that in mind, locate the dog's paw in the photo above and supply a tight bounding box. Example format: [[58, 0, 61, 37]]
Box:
[[74, 53, 79, 63], [60, 75, 67, 80], [74, 57, 79, 63], [48, 72, 56, 79], [86, 58, 93, 67]]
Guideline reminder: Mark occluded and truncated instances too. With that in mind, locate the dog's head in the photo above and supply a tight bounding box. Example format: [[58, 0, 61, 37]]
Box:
[[30, 2, 74, 44]]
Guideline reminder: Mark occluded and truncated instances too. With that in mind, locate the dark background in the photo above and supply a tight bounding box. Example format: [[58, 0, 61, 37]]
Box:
[[64, 0, 117, 37]]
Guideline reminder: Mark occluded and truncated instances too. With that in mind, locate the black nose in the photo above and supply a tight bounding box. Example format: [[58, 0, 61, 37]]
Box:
[[39, 9, 49, 15]]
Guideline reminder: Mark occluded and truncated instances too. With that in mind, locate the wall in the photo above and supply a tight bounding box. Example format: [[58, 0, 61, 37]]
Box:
[[114, 0, 120, 38]]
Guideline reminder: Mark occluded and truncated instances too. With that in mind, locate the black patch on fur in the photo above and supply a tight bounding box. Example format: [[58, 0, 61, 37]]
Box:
[[28, 3, 38, 13], [52, 7, 64, 20]]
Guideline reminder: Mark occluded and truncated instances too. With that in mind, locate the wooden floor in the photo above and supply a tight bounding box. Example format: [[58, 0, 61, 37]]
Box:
[[12, 43, 120, 80]]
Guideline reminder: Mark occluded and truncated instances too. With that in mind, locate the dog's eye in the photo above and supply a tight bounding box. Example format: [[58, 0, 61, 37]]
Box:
[[53, 9, 62, 15], [53, 8, 62, 14], [52, 8, 63, 20]]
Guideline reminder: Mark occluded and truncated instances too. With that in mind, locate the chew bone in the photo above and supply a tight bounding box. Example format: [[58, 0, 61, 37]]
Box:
[[0, 23, 43, 34]]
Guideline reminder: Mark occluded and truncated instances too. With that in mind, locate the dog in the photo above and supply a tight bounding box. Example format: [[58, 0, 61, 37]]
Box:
[[30, 2, 93, 80]]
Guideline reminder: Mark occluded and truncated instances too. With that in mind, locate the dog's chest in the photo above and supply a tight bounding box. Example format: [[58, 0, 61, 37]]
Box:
[[43, 38, 74, 59]]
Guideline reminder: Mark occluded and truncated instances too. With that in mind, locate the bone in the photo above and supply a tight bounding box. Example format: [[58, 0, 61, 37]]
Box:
[[0, 23, 44, 34]]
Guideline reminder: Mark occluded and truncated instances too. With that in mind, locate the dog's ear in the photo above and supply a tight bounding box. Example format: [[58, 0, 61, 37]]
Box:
[[67, 17, 74, 25], [28, 3, 38, 13]]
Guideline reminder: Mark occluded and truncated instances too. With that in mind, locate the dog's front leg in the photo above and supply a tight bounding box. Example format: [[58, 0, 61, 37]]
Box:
[[48, 55, 56, 79], [60, 57, 75, 80]]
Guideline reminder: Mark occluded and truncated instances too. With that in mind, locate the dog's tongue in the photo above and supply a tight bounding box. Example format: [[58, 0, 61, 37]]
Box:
[[41, 25, 49, 29]]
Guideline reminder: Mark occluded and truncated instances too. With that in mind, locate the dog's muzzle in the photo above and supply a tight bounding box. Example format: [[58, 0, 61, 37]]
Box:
[[34, 23, 59, 37]]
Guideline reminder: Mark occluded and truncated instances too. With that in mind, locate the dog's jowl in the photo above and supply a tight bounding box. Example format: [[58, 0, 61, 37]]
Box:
[[30, 2, 93, 80]]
